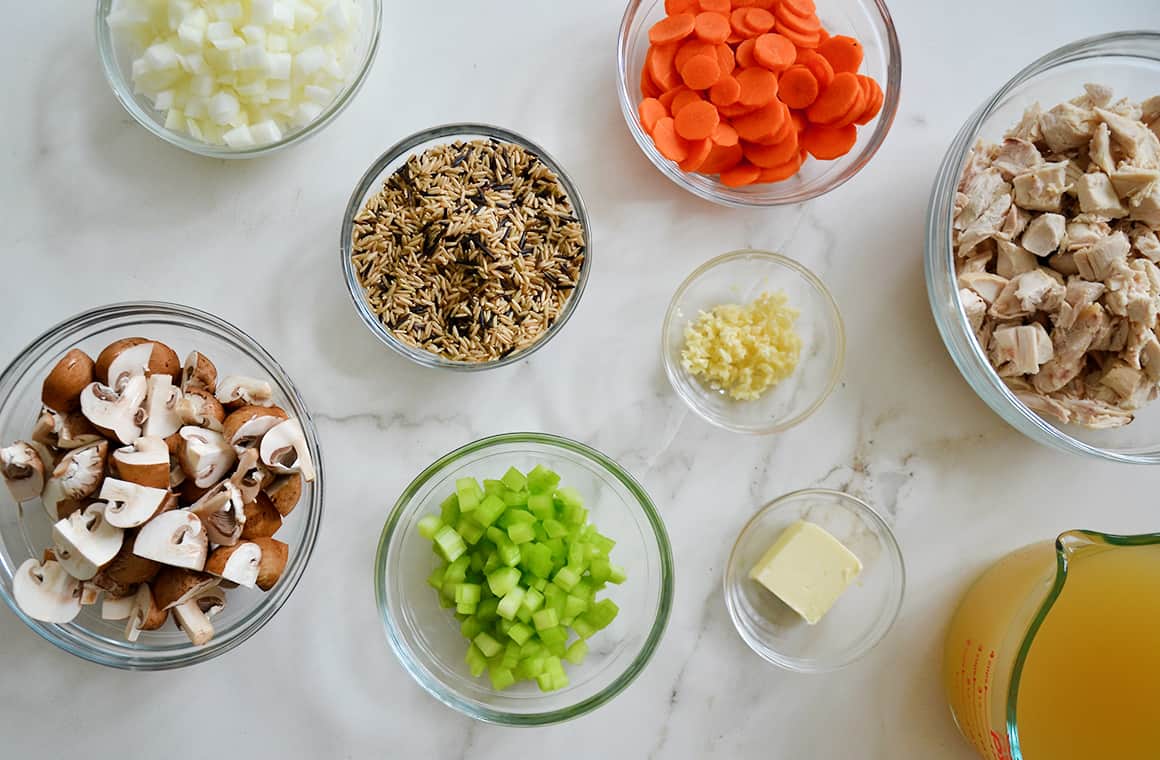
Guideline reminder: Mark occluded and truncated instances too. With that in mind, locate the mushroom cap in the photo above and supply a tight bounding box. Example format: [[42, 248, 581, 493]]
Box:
[[42, 442, 108, 520], [1, 441, 47, 503], [79, 376, 147, 444], [251, 537, 289, 591], [41, 349, 95, 414], [181, 351, 218, 393], [96, 540, 160, 586], [141, 375, 183, 440], [176, 387, 224, 432], [100, 477, 170, 529], [229, 447, 264, 505], [132, 510, 208, 571], [52, 502, 124, 577], [264, 473, 302, 517], [55, 413, 102, 450], [152, 567, 219, 610], [111, 436, 171, 490], [241, 491, 283, 539], [221, 405, 288, 452], [13, 559, 82, 624], [125, 582, 167, 641], [215, 376, 275, 409], [259, 418, 315, 483], [190, 482, 245, 546], [177, 426, 237, 488], [95, 338, 180, 389], [204, 542, 261, 588]]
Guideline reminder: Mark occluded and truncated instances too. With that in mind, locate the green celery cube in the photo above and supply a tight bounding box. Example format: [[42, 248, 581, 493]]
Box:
[[532, 608, 559, 631], [456, 478, 483, 512]]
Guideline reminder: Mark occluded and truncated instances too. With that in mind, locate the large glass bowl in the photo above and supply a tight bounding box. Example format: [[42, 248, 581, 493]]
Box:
[[96, 0, 381, 158], [925, 32, 1160, 464], [375, 433, 673, 725], [616, 0, 901, 207], [341, 124, 592, 371], [0, 302, 324, 669]]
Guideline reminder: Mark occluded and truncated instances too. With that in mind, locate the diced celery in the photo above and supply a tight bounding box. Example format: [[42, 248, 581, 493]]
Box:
[[456, 601, 477, 615], [561, 501, 588, 528], [497, 536, 521, 567], [501, 467, 527, 491], [497, 618, 514, 636], [517, 656, 545, 679], [567, 542, 589, 571], [572, 615, 597, 639], [502, 641, 521, 670], [520, 543, 553, 579], [508, 522, 535, 545], [465, 643, 488, 677], [440, 492, 460, 525], [532, 608, 559, 631], [439, 595, 455, 609], [542, 518, 567, 538], [461, 616, 485, 640], [536, 671, 555, 692], [527, 492, 554, 520], [469, 551, 486, 574], [564, 594, 588, 618], [417, 514, 443, 540], [474, 494, 507, 527], [538, 627, 568, 657], [561, 616, 575, 627], [456, 478, 483, 512], [591, 532, 616, 557], [516, 607, 533, 624], [520, 587, 545, 615], [572, 580, 594, 602], [433, 526, 467, 562], [455, 583, 481, 606], [553, 566, 581, 592], [608, 565, 627, 584], [589, 557, 611, 584], [483, 479, 506, 497], [445, 555, 469, 583], [527, 465, 560, 494], [476, 597, 500, 623], [482, 552, 501, 574], [487, 566, 521, 597], [427, 566, 445, 590], [441, 580, 460, 600], [456, 517, 485, 546], [532, 577, 548, 591], [508, 621, 534, 645], [555, 487, 584, 512], [497, 587, 526, 620], [474, 631, 502, 658], [502, 488, 528, 507], [489, 666, 516, 691], [588, 598, 619, 630]]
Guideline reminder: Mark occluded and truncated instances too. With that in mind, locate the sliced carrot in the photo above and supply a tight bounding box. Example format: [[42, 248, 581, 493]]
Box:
[[828, 75, 867, 127], [731, 0, 759, 6], [671, 88, 706, 115], [748, 107, 793, 144], [717, 100, 759, 118], [716, 44, 736, 76], [652, 117, 691, 161], [736, 38, 757, 68], [817, 35, 863, 74], [817, 27, 830, 44], [665, 0, 699, 12], [780, 0, 817, 16], [698, 142, 744, 174], [789, 108, 807, 133], [712, 121, 739, 146], [755, 149, 805, 182], [699, 0, 731, 11], [753, 33, 796, 72], [800, 122, 857, 159], [675, 38, 717, 72], [854, 76, 884, 125], [795, 49, 834, 89], [743, 132, 798, 167], [639, 98, 668, 134], [648, 44, 682, 91], [650, 14, 697, 45], [658, 86, 685, 110], [675, 100, 721, 140], [775, 23, 821, 49], [805, 71, 859, 123], [778, 65, 818, 109], [693, 12, 731, 44], [709, 75, 742, 105], [640, 62, 662, 98], [679, 137, 714, 172], [681, 54, 722, 89], [730, 8, 751, 36], [743, 8, 776, 34], [736, 67, 779, 107], [720, 161, 762, 186], [774, 3, 822, 34], [733, 101, 786, 141]]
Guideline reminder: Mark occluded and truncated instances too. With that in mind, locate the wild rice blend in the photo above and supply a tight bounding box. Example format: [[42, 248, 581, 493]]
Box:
[[350, 139, 586, 362]]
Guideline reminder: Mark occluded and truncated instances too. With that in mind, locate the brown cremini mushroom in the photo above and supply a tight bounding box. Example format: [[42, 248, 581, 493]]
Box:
[[132, 510, 208, 571], [79, 376, 148, 444], [221, 405, 287, 454], [259, 418, 315, 482], [251, 537, 289, 591], [190, 481, 245, 546], [177, 426, 236, 488], [204, 542, 262, 588], [1, 441, 47, 502], [100, 477, 170, 528], [263, 473, 302, 517], [110, 436, 170, 490], [95, 338, 180, 390], [41, 441, 108, 520], [41, 349, 95, 414], [215, 376, 274, 409], [241, 492, 282, 539], [51, 502, 123, 581], [181, 351, 218, 393], [13, 559, 82, 623], [124, 582, 168, 641], [176, 387, 225, 432]]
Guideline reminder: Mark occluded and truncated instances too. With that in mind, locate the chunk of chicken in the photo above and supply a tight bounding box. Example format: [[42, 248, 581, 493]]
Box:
[[1096, 107, 1160, 168], [1109, 167, 1160, 201], [1080, 83, 1115, 109], [1049, 251, 1080, 276], [1140, 331, 1160, 381], [1021, 213, 1067, 256], [1128, 182, 1160, 226], [1130, 225, 1160, 262], [1101, 361, 1147, 402], [990, 269, 1065, 320], [1012, 162, 1069, 212], [959, 288, 987, 334], [994, 138, 1043, 180], [1000, 203, 1031, 240], [990, 323, 1054, 376], [1088, 122, 1115, 175], [1033, 304, 1104, 393], [1057, 277, 1106, 330], [1056, 398, 1134, 428], [1090, 314, 1129, 352], [1065, 219, 1111, 251], [959, 271, 1009, 304], [996, 239, 1038, 278], [1143, 96, 1160, 125], [1075, 172, 1129, 217], [1121, 322, 1155, 370], [1005, 102, 1043, 143], [1073, 231, 1130, 280], [1039, 101, 1097, 153], [958, 194, 1013, 256], [954, 167, 1009, 231]]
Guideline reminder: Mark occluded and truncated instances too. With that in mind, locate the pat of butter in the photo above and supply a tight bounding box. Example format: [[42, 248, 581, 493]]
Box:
[[748, 520, 863, 625]]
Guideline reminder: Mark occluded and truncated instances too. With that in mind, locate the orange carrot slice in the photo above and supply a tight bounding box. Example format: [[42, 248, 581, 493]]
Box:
[[712, 121, 740, 146], [658, 86, 686, 111], [736, 67, 779, 107], [748, 107, 794, 144], [780, 0, 817, 17], [718, 101, 759, 118], [720, 161, 762, 186], [699, 0, 731, 12], [774, 3, 822, 34], [775, 23, 821, 49], [753, 33, 796, 72], [743, 132, 799, 167], [652, 117, 691, 161], [789, 108, 807, 133], [665, 0, 699, 12], [744, 8, 776, 34], [795, 49, 834, 89], [650, 14, 697, 45], [805, 71, 859, 123], [817, 35, 863, 74], [675, 100, 721, 140], [671, 88, 706, 115], [648, 44, 682, 91], [709, 75, 742, 105], [733, 101, 786, 141], [736, 38, 757, 68], [854, 76, 884, 125], [681, 54, 722, 89], [778, 65, 818, 109], [716, 44, 736, 76], [800, 122, 857, 159], [755, 149, 805, 182], [693, 12, 731, 44], [675, 39, 717, 72], [639, 98, 668, 134], [640, 62, 662, 98], [828, 75, 868, 127], [679, 137, 714, 171], [699, 142, 744, 174], [730, 8, 752, 36]]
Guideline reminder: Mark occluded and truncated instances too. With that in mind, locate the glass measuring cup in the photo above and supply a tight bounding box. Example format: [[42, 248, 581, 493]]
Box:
[[943, 531, 1160, 759]]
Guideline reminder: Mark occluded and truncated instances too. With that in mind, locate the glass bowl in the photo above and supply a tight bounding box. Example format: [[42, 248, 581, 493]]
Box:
[[341, 124, 592, 371], [375, 433, 673, 725], [95, 0, 381, 159], [724, 489, 904, 672], [0, 302, 323, 669], [662, 249, 845, 434], [615, 0, 901, 207], [926, 32, 1160, 463]]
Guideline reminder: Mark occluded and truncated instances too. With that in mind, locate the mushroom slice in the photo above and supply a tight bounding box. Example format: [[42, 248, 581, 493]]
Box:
[[133, 510, 208, 571], [190, 481, 246, 546], [182, 351, 218, 393], [101, 593, 136, 621], [41, 441, 108, 521], [264, 473, 302, 517], [99, 477, 170, 529], [79, 376, 148, 444], [241, 492, 283, 539], [259, 418, 315, 482], [230, 447, 264, 505], [111, 436, 170, 490], [41, 349, 95, 414], [80, 581, 102, 606], [32, 409, 101, 451], [1, 441, 47, 502], [176, 387, 225, 432], [205, 542, 262, 588], [96, 338, 180, 390], [177, 426, 237, 488], [215, 376, 275, 408], [169, 454, 186, 489], [141, 375, 183, 440], [95, 541, 160, 590], [13, 558, 82, 623], [251, 537, 289, 591], [125, 583, 168, 641], [221, 405, 288, 454], [153, 568, 221, 646], [52, 502, 124, 581]]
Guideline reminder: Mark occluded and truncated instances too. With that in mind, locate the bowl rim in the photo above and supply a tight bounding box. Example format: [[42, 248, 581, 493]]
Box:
[[924, 31, 1160, 464], [340, 123, 593, 372], [615, 0, 902, 208], [662, 249, 846, 434], [0, 301, 324, 669], [373, 431, 674, 725], [723, 488, 906, 673], [94, 0, 383, 159]]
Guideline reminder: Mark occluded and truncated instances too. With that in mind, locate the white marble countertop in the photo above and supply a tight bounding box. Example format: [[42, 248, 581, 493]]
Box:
[[1, 1, 1158, 757]]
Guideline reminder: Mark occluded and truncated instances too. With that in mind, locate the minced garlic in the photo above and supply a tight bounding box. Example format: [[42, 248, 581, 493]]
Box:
[[680, 291, 802, 401]]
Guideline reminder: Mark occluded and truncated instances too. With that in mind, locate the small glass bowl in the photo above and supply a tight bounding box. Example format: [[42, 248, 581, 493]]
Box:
[[615, 0, 901, 207], [95, 0, 382, 159], [725, 489, 904, 672], [341, 124, 592, 371], [662, 250, 845, 434], [375, 433, 673, 725], [0, 302, 323, 669], [926, 32, 1160, 463]]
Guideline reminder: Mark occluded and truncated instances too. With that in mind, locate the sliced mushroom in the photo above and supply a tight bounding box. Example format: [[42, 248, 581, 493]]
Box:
[[53, 498, 97, 521], [153, 568, 221, 646], [181, 351, 218, 393], [110, 436, 170, 490], [32, 409, 101, 452], [241, 492, 282, 539], [125, 583, 167, 642], [264, 473, 302, 517], [80, 581, 102, 606], [205, 542, 262, 588], [169, 455, 187, 489], [221, 405, 288, 454], [99, 478, 170, 528], [1, 441, 47, 502], [52, 502, 124, 581], [41, 441, 108, 521], [216, 376, 275, 409], [95, 540, 160, 590], [41, 349, 95, 414], [177, 426, 236, 488], [79, 376, 147, 444], [190, 481, 246, 546], [13, 558, 82, 623], [133, 510, 208, 571], [95, 338, 180, 390], [251, 537, 289, 591], [176, 387, 225, 432], [259, 418, 315, 482], [141, 375, 183, 440], [230, 448, 264, 504], [101, 592, 136, 621]]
